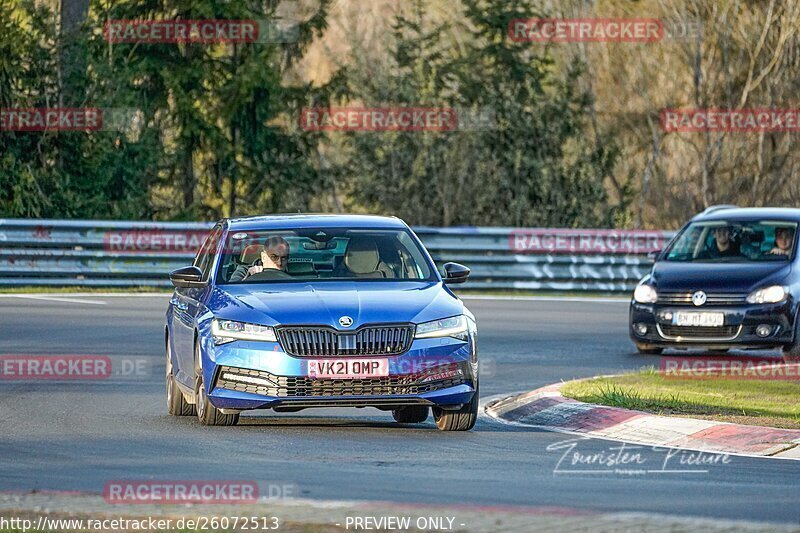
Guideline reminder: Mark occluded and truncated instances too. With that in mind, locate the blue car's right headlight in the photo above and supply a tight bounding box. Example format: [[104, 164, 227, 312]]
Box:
[[211, 319, 277, 345], [415, 315, 469, 341]]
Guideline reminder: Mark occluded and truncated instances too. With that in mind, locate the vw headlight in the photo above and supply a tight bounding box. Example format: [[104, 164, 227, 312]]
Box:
[[633, 284, 658, 304], [415, 315, 469, 341], [211, 319, 277, 345], [746, 285, 788, 304]]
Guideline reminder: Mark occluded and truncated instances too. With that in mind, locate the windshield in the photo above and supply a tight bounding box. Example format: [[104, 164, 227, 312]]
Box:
[[664, 220, 797, 263], [216, 228, 436, 284]]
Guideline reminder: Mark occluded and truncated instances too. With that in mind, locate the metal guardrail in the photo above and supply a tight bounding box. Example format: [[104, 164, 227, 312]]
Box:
[[0, 219, 675, 292]]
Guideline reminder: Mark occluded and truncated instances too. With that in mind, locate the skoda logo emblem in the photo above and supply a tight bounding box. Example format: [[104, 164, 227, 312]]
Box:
[[338, 316, 354, 328], [692, 291, 707, 307]]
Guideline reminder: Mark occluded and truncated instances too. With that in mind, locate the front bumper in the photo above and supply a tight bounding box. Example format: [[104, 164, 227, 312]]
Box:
[[629, 300, 796, 349], [199, 336, 477, 412]]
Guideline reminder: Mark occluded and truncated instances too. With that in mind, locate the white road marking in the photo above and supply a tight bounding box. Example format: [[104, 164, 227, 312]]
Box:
[[0, 295, 107, 305], [0, 292, 170, 298]]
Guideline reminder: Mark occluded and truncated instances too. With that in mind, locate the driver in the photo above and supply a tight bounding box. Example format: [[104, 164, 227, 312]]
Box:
[[769, 227, 795, 256], [230, 236, 289, 281], [701, 226, 740, 258]]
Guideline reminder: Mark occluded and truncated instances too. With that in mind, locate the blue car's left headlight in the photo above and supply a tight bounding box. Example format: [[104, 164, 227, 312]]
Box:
[[415, 315, 469, 341], [211, 319, 277, 345]]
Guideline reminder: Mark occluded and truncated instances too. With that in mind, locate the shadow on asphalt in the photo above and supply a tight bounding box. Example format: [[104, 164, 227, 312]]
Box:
[[226, 415, 545, 433]]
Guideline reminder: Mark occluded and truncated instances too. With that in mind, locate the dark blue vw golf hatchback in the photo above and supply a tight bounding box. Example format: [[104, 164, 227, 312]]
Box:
[[165, 214, 478, 430], [630, 207, 800, 356]]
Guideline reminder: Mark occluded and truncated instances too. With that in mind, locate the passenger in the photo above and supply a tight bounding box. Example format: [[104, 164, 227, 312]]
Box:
[[230, 236, 289, 281], [769, 227, 795, 256]]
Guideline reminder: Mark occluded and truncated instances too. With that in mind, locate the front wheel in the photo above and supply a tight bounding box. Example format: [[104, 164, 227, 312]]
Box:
[[167, 337, 195, 416], [783, 314, 800, 362], [432, 385, 478, 431], [635, 342, 663, 355], [196, 374, 239, 426]]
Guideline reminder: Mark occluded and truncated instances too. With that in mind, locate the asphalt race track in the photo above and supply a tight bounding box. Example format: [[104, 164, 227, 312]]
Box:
[[1, 294, 798, 525]]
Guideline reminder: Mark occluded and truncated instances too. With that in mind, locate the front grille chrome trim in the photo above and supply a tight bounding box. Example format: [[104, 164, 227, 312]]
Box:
[[277, 324, 415, 357], [656, 323, 743, 342], [656, 291, 748, 305]]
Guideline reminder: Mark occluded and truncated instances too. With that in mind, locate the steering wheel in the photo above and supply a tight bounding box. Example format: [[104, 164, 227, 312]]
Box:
[[246, 268, 292, 281]]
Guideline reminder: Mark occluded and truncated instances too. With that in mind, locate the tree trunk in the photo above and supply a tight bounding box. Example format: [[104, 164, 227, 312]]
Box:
[[59, 0, 90, 106], [183, 148, 195, 214]]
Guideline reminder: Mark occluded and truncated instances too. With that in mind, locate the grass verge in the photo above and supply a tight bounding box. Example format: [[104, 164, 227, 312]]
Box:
[[560, 367, 800, 429]]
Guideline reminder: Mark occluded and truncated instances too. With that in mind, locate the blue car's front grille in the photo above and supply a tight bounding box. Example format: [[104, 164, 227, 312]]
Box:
[[277, 325, 415, 357]]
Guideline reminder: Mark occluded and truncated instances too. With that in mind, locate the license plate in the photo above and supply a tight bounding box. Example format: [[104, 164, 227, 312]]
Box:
[[674, 312, 724, 327], [307, 358, 389, 379]]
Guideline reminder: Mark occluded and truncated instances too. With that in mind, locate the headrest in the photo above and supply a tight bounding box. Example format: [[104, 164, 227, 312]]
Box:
[[287, 261, 315, 275], [344, 238, 380, 274], [241, 244, 264, 264]]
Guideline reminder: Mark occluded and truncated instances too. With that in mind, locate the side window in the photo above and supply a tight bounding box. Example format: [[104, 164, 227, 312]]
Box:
[[194, 225, 222, 281]]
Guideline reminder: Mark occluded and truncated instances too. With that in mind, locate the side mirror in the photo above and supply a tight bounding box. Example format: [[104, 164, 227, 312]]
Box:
[[647, 250, 662, 261], [170, 266, 207, 288], [443, 262, 470, 284]]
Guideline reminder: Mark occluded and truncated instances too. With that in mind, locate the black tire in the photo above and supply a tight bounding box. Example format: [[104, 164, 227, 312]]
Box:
[[196, 373, 239, 426], [433, 384, 478, 431], [166, 337, 195, 416], [392, 405, 429, 424], [635, 342, 663, 355]]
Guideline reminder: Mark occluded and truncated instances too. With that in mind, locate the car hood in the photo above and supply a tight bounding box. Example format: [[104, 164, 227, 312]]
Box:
[[206, 281, 464, 328], [650, 261, 792, 292]]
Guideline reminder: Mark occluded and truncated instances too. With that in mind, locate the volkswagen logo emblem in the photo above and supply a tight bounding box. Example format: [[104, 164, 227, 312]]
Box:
[[692, 291, 707, 306], [338, 315, 354, 328]]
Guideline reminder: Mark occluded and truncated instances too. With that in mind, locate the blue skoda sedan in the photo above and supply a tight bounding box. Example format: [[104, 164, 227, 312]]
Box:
[[165, 215, 479, 430]]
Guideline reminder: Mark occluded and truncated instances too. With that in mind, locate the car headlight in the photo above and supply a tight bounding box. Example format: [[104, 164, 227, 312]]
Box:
[[211, 319, 277, 345], [746, 285, 788, 304], [415, 315, 469, 341], [633, 284, 658, 304]]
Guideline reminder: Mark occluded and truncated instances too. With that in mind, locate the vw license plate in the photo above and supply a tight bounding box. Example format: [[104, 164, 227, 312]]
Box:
[[674, 312, 724, 327], [308, 358, 389, 379]]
